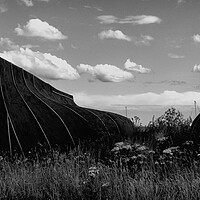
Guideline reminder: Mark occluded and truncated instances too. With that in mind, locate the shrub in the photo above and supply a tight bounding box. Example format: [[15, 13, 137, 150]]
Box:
[[152, 107, 192, 146]]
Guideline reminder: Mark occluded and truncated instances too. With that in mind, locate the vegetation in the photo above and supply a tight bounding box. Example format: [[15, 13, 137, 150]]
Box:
[[1, 107, 200, 200]]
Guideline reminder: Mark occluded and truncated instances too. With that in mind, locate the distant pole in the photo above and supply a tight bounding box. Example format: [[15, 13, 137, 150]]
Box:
[[194, 101, 197, 117], [152, 115, 155, 124], [125, 106, 128, 117]]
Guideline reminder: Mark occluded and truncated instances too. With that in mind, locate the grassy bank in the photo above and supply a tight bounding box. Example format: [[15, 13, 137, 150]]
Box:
[[0, 107, 200, 200], [0, 148, 200, 200]]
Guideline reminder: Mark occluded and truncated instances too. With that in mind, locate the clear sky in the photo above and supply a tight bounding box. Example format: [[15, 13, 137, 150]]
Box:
[[0, 0, 200, 124]]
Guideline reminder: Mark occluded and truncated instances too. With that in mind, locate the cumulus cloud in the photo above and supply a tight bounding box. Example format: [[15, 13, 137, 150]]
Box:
[[168, 53, 185, 59], [0, 48, 80, 80], [0, 38, 19, 50], [98, 31, 154, 45], [74, 90, 200, 109], [97, 15, 162, 25], [124, 59, 152, 74], [193, 64, 200, 72], [123, 15, 162, 25], [98, 30, 131, 41], [15, 18, 67, 40], [97, 15, 118, 24], [77, 63, 134, 82], [193, 34, 200, 43], [0, 37, 39, 50]]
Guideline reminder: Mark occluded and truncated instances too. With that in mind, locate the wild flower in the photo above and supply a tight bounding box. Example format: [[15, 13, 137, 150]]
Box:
[[157, 136, 168, 142], [111, 142, 132, 153], [115, 142, 124, 147], [88, 166, 99, 178], [123, 144, 132, 150], [163, 147, 179, 155], [82, 180, 88, 185], [136, 145, 147, 151], [102, 182, 110, 188], [0, 156, 3, 161], [131, 156, 137, 160], [183, 140, 193, 146], [154, 161, 159, 165], [111, 146, 120, 152]]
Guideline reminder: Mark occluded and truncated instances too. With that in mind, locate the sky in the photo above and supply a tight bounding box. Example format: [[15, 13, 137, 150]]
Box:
[[0, 0, 200, 124]]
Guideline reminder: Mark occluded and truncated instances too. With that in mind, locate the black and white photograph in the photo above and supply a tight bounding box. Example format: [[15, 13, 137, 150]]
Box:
[[0, 0, 200, 199]]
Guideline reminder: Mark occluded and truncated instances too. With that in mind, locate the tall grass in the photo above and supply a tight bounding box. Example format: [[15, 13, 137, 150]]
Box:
[[1, 148, 200, 200], [0, 107, 200, 200]]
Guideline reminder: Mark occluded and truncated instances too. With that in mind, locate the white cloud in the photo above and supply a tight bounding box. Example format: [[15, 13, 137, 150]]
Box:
[[98, 31, 154, 45], [0, 4, 8, 13], [15, 18, 67, 40], [0, 37, 39, 50], [97, 15, 162, 25], [124, 59, 152, 74], [122, 15, 162, 25], [19, 0, 34, 7], [168, 53, 185, 59], [141, 35, 154, 41], [77, 63, 134, 82], [98, 30, 131, 41], [84, 5, 103, 12], [83, 5, 91, 9], [193, 64, 200, 72], [0, 48, 80, 80], [74, 91, 200, 109], [0, 38, 19, 50], [18, 0, 50, 6], [134, 35, 154, 46], [97, 15, 118, 24], [93, 6, 103, 12], [192, 34, 200, 43]]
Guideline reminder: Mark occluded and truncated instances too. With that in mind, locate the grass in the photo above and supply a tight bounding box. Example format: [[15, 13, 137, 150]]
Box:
[[0, 107, 200, 200], [1, 148, 200, 200]]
